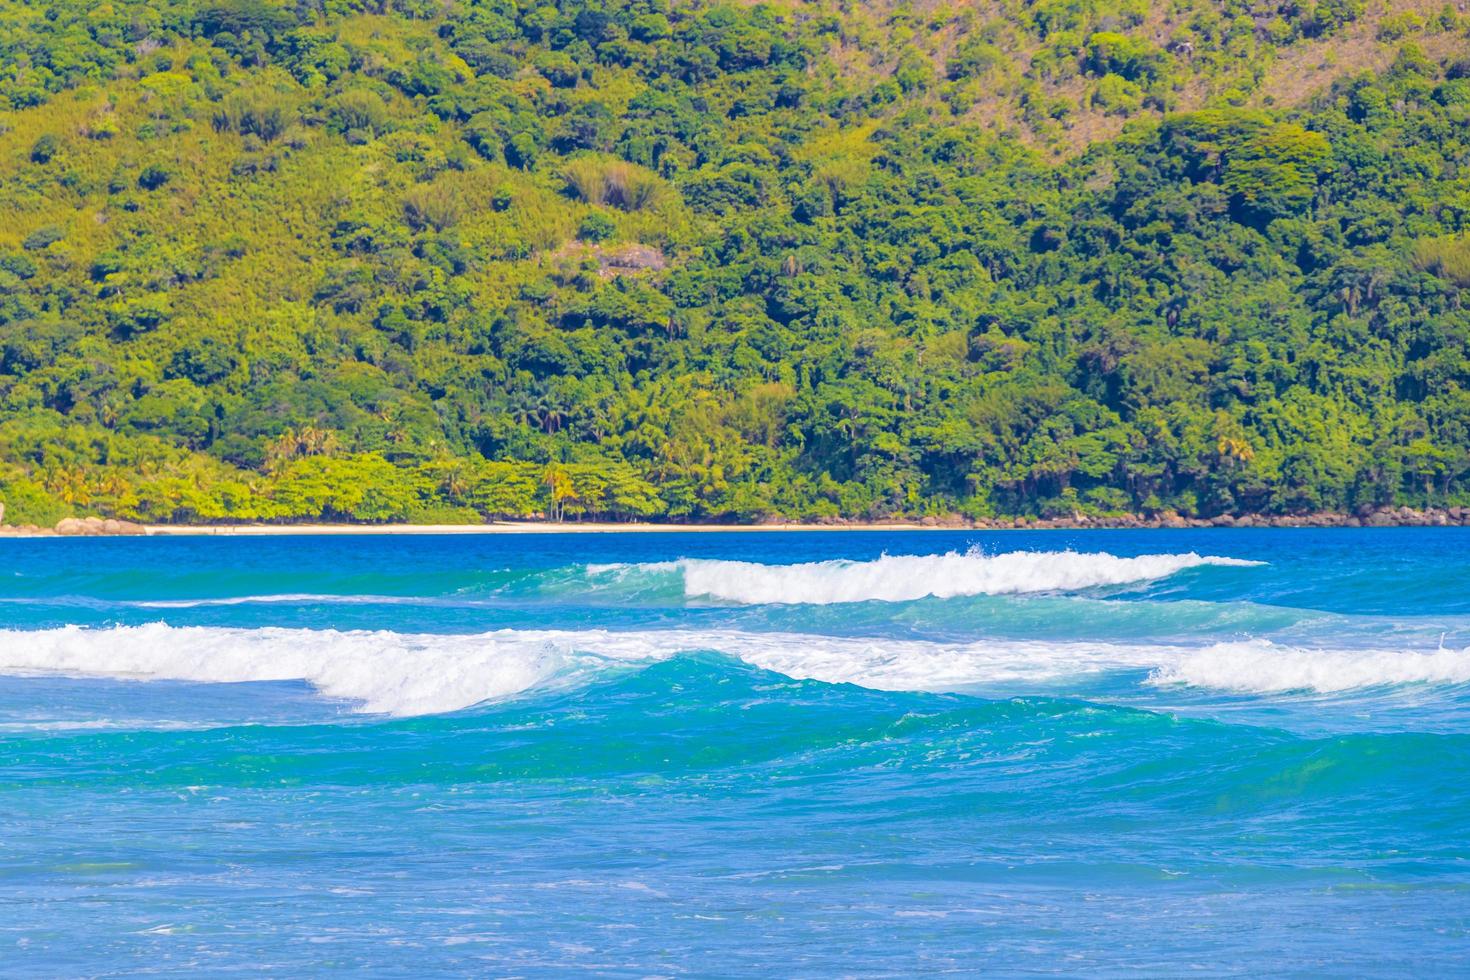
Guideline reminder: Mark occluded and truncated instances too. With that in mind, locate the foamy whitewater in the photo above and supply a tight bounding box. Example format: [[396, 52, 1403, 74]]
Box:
[[3, 529, 1468, 973], [590, 548, 1264, 604], [8, 624, 1469, 717]]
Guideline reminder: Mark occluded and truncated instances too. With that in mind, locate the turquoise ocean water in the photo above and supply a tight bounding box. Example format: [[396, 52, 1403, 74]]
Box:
[[1, 529, 1468, 974]]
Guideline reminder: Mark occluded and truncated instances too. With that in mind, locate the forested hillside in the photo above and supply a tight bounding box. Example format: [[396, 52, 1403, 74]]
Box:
[[2, 0, 1470, 524]]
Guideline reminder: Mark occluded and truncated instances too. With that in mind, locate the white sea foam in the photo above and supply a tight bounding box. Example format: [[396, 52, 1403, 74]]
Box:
[[0, 624, 1161, 714], [2, 623, 1459, 716], [1152, 641, 1470, 693], [0, 624, 681, 716], [664, 550, 1263, 604], [128, 594, 416, 609]]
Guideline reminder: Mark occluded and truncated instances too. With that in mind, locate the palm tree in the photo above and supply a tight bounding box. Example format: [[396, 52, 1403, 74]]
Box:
[[542, 465, 575, 522], [439, 459, 469, 501], [508, 389, 539, 429]]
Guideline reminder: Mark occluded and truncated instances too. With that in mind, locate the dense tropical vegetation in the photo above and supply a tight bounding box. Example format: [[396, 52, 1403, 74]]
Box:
[[2, 0, 1469, 524]]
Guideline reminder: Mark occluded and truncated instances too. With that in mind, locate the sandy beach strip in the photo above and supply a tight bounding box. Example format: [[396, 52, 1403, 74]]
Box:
[[139, 521, 950, 536]]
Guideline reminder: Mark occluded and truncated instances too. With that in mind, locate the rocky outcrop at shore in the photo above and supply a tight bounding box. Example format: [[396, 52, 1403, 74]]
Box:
[[0, 516, 147, 537], [55, 516, 148, 536]]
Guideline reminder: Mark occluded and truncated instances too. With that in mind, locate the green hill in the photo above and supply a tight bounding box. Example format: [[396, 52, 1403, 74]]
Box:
[[1, 0, 1469, 524]]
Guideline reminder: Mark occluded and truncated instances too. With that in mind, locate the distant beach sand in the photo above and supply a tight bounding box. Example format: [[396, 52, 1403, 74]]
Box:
[[140, 521, 951, 535]]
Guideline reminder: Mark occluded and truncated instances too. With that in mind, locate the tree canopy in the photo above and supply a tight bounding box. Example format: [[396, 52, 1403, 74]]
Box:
[[0, 0, 1468, 523]]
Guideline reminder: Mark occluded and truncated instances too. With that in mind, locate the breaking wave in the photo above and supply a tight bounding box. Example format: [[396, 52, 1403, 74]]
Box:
[[622, 550, 1264, 604], [1152, 641, 1470, 693], [1, 623, 1462, 717], [0, 551, 1265, 612]]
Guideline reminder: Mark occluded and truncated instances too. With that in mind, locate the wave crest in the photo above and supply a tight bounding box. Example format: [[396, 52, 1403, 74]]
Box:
[[0, 624, 1141, 716], [1154, 641, 1470, 693], [0, 624, 586, 716], [666, 550, 1262, 604], [3, 624, 1463, 717]]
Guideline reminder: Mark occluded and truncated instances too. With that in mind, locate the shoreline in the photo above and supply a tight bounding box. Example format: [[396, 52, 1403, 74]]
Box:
[[142, 521, 947, 535], [150, 511, 1470, 534], [0, 505, 1466, 537]]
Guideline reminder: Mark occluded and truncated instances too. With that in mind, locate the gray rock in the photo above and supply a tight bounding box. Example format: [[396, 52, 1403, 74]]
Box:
[[56, 515, 146, 536]]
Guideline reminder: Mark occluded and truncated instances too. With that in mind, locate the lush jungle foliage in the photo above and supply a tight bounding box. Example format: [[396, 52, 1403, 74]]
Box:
[[1, 0, 1469, 523]]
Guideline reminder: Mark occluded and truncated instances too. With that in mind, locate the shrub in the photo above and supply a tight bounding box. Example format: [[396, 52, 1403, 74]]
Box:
[[578, 212, 616, 242], [22, 226, 64, 251], [534, 50, 581, 87], [138, 165, 171, 190], [1092, 74, 1143, 115], [107, 294, 171, 338], [947, 38, 1002, 81], [507, 132, 538, 169], [1411, 236, 1470, 287], [29, 135, 57, 164], [1086, 33, 1163, 82], [405, 503, 484, 525], [402, 182, 464, 232], [167, 338, 238, 385], [1377, 12, 1423, 40], [561, 158, 664, 211], [212, 92, 295, 141], [330, 89, 391, 138]]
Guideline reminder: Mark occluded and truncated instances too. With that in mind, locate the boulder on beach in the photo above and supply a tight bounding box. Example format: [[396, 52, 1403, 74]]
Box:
[[54, 516, 146, 536]]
